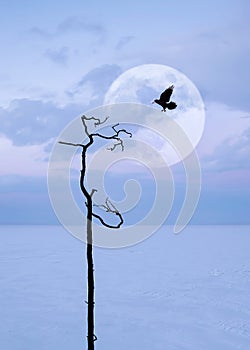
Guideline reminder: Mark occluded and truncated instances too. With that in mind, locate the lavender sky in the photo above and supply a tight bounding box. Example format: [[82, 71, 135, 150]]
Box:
[[0, 0, 249, 225]]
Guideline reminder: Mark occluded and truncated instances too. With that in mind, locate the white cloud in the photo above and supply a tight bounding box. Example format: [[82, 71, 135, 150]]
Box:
[[195, 101, 250, 173], [0, 98, 82, 145], [0, 137, 49, 176], [197, 102, 250, 159], [202, 127, 250, 172]]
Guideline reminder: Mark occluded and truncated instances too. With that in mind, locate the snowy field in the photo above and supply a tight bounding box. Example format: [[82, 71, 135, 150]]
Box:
[[0, 225, 250, 350]]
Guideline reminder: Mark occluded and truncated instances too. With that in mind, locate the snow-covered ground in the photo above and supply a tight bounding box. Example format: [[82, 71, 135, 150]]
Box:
[[0, 225, 250, 350]]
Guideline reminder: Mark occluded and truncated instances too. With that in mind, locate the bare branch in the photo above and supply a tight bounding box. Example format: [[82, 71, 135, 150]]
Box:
[[111, 123, 119, 131], [106, 198, 119, 213], [80, 114, 111, 146], [80, 114, 108, 137], [80, 115, 90, 137], [112, 123, 132, 138], [59, 119, 131, 152], [92, 197, 124, 229], [92, 212, 124, 229], [91, 123, 132, 152], [81, 114, 109, 126], [90, 189, 98, 198], [107, 139, 124, 151], [93, 198, 119, 213], [58, 141, 85, 148]]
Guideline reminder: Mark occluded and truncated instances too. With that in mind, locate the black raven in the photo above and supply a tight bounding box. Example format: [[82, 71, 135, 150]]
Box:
[[152, 85, 177, 112]]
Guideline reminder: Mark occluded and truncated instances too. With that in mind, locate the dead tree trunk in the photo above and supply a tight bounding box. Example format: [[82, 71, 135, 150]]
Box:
[[59, 115, 131, 350], [79, 148, 96, 349], [86, 197, 95, 350]]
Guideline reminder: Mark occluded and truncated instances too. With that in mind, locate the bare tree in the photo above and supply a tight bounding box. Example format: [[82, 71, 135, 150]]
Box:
[[59, 115, 132, 350]]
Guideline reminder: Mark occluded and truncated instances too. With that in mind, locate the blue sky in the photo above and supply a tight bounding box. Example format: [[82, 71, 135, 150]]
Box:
[[0, 0, 249, 225]]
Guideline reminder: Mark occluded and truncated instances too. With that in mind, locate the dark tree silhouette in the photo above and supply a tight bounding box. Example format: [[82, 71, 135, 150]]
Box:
[[59, 114, 132, 350]]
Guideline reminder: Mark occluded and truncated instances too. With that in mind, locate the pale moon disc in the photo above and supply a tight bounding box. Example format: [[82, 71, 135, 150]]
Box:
[[104, 64, 205, 165]]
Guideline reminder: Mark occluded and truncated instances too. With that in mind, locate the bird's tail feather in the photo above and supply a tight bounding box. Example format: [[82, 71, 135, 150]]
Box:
[[166, 102, 177, 110]]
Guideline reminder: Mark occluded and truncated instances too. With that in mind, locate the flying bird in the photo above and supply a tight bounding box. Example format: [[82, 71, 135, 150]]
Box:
[[152, 85, 177, 112]]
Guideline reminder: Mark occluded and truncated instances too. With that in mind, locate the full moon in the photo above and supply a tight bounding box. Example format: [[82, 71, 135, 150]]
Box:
[[104, 64, 205, 164]]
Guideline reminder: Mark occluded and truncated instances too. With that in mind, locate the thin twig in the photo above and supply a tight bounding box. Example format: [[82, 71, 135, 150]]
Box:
[[92, 197, 123, 228], [58, 141, 85, 147], [81, 115, 109, 128], [90, 189, 98, 198], [107, 139, 124, 151]]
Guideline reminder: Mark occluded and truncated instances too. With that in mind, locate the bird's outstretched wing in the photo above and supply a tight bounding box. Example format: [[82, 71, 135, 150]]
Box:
[[160, 85, 174, 102]]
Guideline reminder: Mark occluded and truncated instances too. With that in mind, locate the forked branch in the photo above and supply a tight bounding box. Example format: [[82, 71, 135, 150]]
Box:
[[59, 115, 131, 228], [61, 116, 132, 153], [81, 115, 109, 130], [92, 122, 132, 151]]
